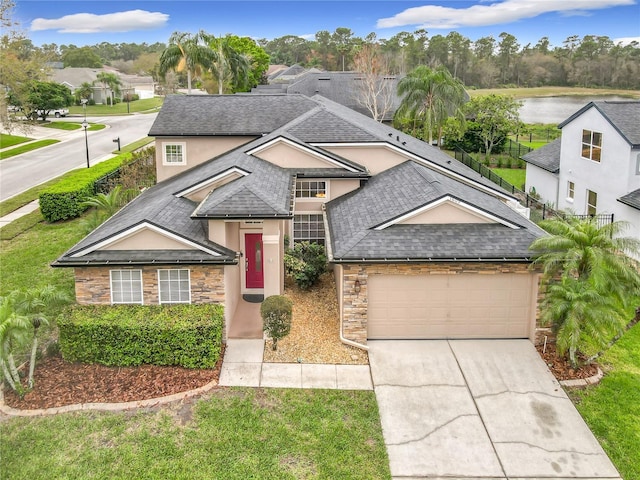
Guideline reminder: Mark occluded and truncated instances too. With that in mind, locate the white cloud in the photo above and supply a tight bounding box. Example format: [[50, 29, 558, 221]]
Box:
[[377, 0, 635, 29], [31, 10, 168, 34], [614, 36, 640, 45]]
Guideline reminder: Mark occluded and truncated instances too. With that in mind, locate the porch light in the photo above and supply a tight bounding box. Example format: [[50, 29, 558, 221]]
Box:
[[354, 279, 361, 294]]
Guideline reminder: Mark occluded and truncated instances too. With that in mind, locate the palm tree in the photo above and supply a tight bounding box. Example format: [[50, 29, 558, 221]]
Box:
[[0, 295, 30, 394], [542, 276, 626, 366], [159, 31, 213, 94], [530, 217, 640, 365], [531, 216, 640, 301], [395, 65, 467, 145], [82, 185, 137, 232], [95, 72, 121, 106], [75, 81, 94, 103], [201, 33, 250, 94], [1, 286, 70, 394]]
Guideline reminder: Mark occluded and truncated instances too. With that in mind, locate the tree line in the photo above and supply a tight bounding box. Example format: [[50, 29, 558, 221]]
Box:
[[259, 29, 639, 90]]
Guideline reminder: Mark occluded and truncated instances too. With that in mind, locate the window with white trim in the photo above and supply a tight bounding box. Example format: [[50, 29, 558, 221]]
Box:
[[110, 270, 143, 304], [163, 143, 186, 165], [295, 180, 326, 199], [158, 269, 191, 304], [587, 189, 598, 215], [293, 214, 325, 245], [567, 181, 575, 200], [581, 130, 602, 162]]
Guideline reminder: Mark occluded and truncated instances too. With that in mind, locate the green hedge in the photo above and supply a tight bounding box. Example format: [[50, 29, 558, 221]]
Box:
[[39, 153, 132, 222], [58, 304, 224, 369]]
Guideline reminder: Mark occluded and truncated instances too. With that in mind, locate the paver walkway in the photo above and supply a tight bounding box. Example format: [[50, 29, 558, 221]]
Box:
[[219, 339, 372, 390]]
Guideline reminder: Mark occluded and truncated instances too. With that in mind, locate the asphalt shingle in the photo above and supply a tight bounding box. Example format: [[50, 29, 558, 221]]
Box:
[[522, 138, 561, 173]]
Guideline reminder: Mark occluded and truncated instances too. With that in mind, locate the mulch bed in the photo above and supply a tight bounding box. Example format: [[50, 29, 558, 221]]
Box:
[[536, 342, 598, 381], [3, 345, 224, 410]]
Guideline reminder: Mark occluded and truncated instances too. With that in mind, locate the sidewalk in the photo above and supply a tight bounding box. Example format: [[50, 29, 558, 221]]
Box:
[[219, 339, 373, 390], [0, 199, 39, 228]]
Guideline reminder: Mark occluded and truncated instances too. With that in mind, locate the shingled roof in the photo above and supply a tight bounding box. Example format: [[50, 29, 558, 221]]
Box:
[[618, 188, 640, 211], [149, 94, 318, 136], [559, 101, 640, 147], [326, 161, 546, 262], [522, 138, 561, 173]]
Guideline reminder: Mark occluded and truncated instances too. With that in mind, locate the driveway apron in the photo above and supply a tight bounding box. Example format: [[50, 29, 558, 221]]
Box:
[[368, 339, 620, 480]]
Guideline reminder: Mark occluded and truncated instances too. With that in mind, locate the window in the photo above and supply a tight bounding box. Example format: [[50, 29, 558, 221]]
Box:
[[110, 270, 143, 304], [293, 214, 325, 245], [296, 180, 326, 199], [567, 181, 575, 201], [158, 269, 191, 304], [587, 190, 598, 215], [581, 130, 602, 162], [163, 143, 186, 165]]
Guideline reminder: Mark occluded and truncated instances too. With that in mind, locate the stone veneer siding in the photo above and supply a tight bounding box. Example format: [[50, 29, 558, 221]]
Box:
[[340, 262, 541, 345], [74, 265, 225, 305]]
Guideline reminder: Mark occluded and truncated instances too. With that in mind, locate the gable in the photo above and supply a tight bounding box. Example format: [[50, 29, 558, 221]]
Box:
[[396, 200, 496, 226], [374, 196, 521, 231], [176, 167, 249, 202], [100, 226, 198, 251], [248, 137, 359, 171]]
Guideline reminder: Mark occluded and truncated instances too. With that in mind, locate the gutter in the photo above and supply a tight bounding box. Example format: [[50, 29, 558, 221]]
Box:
[[330, 257, 534, 264]]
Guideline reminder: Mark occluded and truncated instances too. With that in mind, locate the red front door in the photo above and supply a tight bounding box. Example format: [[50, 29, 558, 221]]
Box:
[[245, 233, 264, 289]]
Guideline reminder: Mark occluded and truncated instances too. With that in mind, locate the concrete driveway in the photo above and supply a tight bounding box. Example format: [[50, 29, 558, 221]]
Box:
[[368, 340, 620, 479]]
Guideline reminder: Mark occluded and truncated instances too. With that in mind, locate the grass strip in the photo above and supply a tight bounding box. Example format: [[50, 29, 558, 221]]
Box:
[[0, 133, 33, 148], [0, 139, 59, 160], [0, 210, 44, 241], [113, 136, 154, 154]]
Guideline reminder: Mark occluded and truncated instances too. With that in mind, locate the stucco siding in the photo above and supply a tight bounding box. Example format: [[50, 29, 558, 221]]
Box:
[[156, 136, 255, 182], [322, 145, 407, 174], [557, 109, 634, 216], [525, 164, 559, 207]]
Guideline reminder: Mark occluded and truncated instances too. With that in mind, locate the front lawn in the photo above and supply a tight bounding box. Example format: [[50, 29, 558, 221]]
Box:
[[0, 215, 85, 295], [569, 323, 640, 480], [1, 388, 390, 480], [68, 97, 164, 115]]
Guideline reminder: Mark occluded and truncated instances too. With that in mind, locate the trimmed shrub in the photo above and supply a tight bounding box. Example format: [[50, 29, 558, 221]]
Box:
[[261, 295, 293, 350], [39, 153, 132, 222], [284, 242, 327, 290], [58, 304, 224, 368]]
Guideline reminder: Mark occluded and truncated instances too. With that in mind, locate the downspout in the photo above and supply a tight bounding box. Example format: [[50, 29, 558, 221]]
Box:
[[322, 205, 368, 351]]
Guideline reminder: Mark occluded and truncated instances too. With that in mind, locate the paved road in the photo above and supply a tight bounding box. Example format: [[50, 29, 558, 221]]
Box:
[[0, 113, 157, 201], [369, 339, 620, 480]]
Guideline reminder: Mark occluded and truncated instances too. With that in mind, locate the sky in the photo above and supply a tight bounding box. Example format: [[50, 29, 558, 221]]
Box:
[[13, 0, 640, 49]]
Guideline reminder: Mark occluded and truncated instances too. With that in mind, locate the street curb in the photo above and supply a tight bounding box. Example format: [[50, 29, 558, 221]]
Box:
[[559, 367, 604, 388], [0, 378, 219, 418]]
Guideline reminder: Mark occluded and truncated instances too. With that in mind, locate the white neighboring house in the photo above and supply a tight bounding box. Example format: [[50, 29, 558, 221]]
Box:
[[524, 101, 640, 244]]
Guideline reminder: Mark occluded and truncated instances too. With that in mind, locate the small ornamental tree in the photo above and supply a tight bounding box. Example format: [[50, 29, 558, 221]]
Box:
[[261, 295, 293, 351]]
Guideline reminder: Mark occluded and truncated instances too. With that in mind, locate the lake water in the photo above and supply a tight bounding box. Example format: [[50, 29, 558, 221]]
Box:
[[518, 95, 633, 124]]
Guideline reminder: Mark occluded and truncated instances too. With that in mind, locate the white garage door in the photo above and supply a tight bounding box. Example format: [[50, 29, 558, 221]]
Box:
[[367, 274, 534, 339]]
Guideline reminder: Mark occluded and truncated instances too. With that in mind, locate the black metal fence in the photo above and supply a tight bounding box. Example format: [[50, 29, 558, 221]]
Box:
[[453, 147, 614, 226], [503, 138, 532, 159]]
